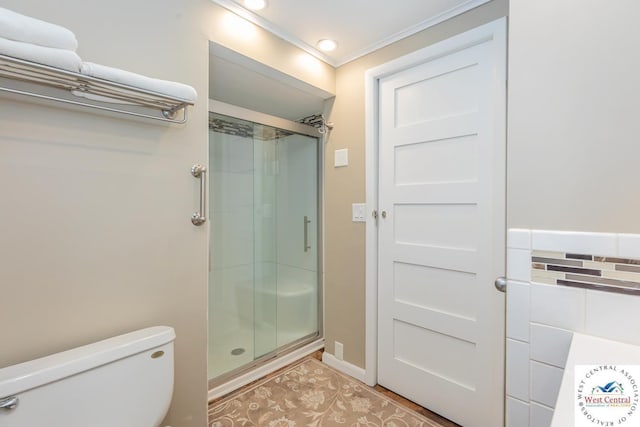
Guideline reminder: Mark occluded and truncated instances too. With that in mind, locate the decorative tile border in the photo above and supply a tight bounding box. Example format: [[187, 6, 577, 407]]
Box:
[[209, 114, 253, 138], [297, 114, 324, 129], [531, 250, 640, 295], [208, 113, 295, 140]]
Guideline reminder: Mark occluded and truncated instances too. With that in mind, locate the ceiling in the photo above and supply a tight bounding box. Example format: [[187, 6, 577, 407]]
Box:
[[212, 0, 490, 66], [209, 0, 490, 121]]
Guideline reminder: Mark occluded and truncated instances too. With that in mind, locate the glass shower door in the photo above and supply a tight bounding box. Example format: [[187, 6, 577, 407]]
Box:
[[208, 111, 320, 383], [253, 125, 277, 359], [253, 127, 319, 357], [274, 132, 318, 347], [208, 115, 257, 379]]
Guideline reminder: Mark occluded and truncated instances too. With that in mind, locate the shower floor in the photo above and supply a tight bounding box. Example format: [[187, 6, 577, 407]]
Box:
[[208, 322, 311, 380]]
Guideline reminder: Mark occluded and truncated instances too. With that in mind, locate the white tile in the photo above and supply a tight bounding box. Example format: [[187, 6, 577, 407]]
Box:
[[507, 397, 530, 427], [509, 228, 531, 249], [618, 233, 640, 258], [507, 280, 530, 342], [531, 230, 617, 256], [507, 339, 530, 401], [585, 290, 640, 345], [508, 248, 531, 282], [530, 324, 573, 368], [530, 283, 585, 331], [530, 361, 563, 408], [530, 402, 554, 427]]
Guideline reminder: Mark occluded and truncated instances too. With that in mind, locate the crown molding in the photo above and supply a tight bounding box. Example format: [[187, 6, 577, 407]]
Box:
[[334, 0, 492, 66], [210, 0, 492, 68]]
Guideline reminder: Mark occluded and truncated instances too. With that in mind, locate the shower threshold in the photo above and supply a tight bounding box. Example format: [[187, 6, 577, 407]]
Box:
[[208, 335, 324, 401]]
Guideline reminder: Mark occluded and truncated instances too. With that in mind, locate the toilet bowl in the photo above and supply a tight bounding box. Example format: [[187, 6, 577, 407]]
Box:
[[0, 326, 175, 427]]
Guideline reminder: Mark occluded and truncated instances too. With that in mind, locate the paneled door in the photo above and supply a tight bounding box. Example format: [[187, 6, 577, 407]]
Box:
[[376, 20, 506, 426]]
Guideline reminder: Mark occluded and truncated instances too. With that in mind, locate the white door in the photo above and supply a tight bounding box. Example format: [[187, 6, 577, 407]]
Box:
[[377, 21, 506, 427]]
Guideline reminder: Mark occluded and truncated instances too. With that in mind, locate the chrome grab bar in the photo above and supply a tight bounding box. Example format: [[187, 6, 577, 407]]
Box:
[[0, 396, 19, 411], [304, 216, 311, 252], [191, 164, 207, 226]]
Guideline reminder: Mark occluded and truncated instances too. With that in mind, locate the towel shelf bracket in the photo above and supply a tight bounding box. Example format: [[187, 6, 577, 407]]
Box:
[[0, 54, 193, 124]]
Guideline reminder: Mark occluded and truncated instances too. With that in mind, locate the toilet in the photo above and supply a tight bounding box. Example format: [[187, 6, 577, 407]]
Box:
[[0, 326, 175, 427]]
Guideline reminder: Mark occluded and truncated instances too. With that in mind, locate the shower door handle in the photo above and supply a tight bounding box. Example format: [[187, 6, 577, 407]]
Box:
[[191, 164, 207, 226], [304, 216, 311, 252], [0, 396, 18, 411]]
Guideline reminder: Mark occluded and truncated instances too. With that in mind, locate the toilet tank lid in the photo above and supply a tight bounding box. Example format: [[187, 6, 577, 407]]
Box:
[[0, 326, 175, 397]]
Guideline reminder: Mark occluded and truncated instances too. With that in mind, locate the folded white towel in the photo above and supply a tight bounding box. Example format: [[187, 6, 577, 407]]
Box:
[[0, 7, 78, 51], [80, 62, 197, 102], [0, 37, 81, 72]]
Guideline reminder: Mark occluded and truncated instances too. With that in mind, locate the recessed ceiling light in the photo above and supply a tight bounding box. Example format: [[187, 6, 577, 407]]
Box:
[[317, 39, 337, 52], [243, 0, 266, 10]]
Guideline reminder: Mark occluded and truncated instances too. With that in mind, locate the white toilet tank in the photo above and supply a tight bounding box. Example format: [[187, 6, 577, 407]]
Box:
[[0, 326, 175, 427]]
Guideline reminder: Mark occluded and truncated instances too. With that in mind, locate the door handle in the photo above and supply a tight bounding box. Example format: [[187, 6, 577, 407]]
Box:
[[304, 216, 311, 252], [494, 276, 507, 293], [0, 396, 19, 411], [191, 164, 207, 226]]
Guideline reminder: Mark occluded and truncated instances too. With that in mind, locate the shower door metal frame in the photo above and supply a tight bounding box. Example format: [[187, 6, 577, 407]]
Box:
[[207, 99, 324, 386]]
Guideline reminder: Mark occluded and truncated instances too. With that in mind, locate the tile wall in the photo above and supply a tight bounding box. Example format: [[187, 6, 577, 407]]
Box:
[[506, 229, 640, 427]]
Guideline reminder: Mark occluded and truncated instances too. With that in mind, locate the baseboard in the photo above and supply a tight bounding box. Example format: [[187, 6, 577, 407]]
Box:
[[208, 339, 324, 402], [322, 352, 367, 383]]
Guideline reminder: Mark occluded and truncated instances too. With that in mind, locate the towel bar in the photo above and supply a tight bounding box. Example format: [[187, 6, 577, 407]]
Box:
[[0, 54, 193, 124]]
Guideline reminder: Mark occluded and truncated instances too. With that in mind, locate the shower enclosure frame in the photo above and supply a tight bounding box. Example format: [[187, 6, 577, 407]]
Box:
[[207, 99, 324, 388]]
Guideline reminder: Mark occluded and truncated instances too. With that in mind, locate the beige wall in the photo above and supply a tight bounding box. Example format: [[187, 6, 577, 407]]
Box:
[[0, 2, 338, 426], [508, 0, 640, 233], [208, 5, 335, 96], [324, 0, 509, 368], [0, 1, 213, 425]]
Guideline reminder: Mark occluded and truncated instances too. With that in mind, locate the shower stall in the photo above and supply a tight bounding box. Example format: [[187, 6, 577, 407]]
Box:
[[207, 102, 322, 384]]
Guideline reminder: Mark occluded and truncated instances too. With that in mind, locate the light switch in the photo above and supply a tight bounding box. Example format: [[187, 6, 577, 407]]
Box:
[[352, 203, 366, 222], [334, 148, 348, 167]]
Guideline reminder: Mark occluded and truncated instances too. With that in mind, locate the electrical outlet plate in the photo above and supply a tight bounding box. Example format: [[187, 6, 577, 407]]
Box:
[[335, 341, 344, 361]]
